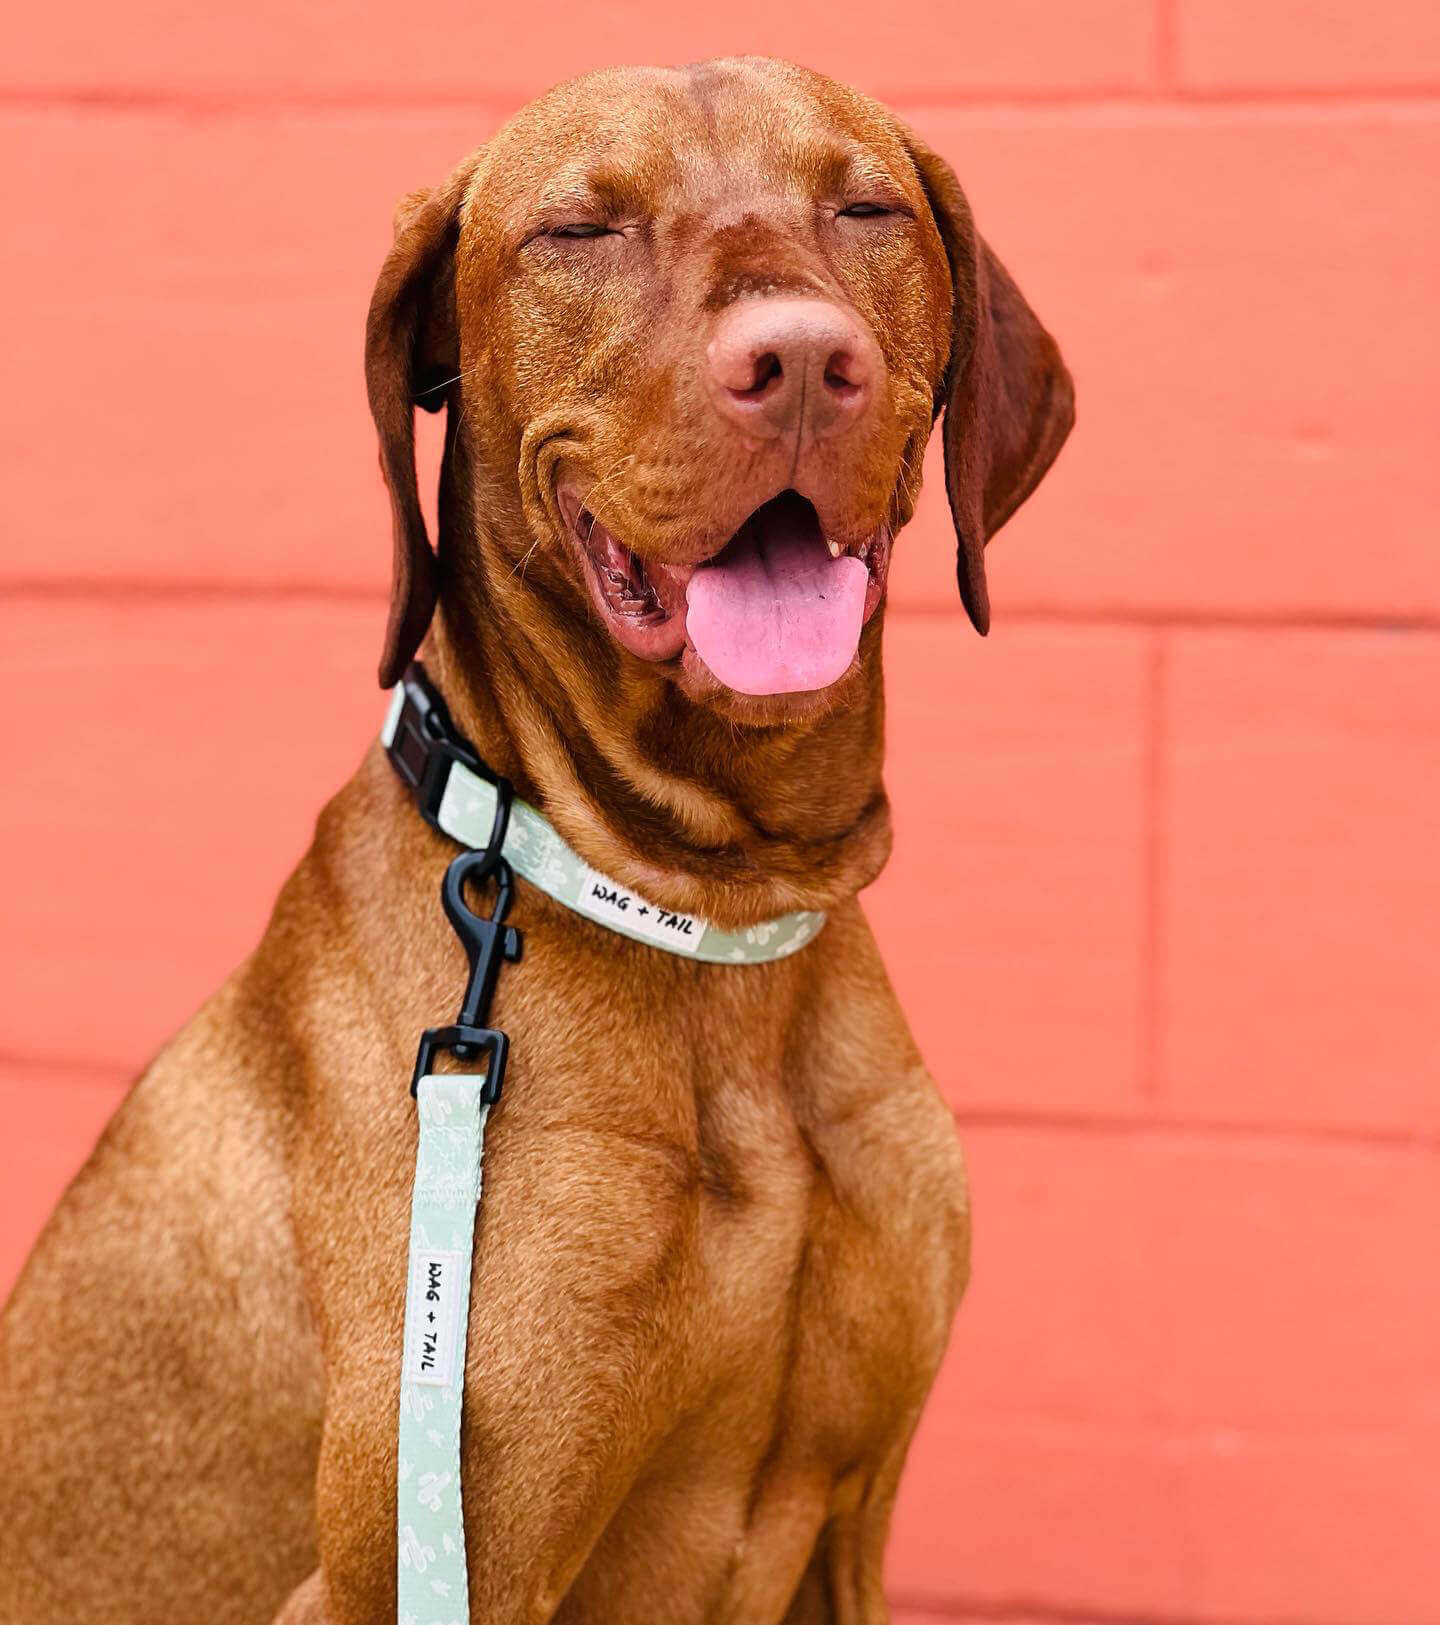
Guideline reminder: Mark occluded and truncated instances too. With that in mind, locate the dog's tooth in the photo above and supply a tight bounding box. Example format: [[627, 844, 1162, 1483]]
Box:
[[826, 537, 843, 559]]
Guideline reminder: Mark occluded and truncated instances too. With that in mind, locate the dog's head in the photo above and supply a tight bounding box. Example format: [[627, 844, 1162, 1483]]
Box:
[[367, 58, 1072, 721]]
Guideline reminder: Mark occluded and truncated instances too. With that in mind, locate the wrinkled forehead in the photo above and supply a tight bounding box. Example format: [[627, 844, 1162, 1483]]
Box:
[[472, 60, 917, 230]]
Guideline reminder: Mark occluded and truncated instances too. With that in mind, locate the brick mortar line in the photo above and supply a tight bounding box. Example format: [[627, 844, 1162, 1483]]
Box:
[[1, 85, 1439, 116], [3, 579, 1438, 635], [0, 578, 390, 605], [948, 1105, 1440, 1155], [907, 1413, 1440, 1442], [0, 1052, 132, 1088], [926, 604, 1440, 633], [889, 1590, 1384, 1625]]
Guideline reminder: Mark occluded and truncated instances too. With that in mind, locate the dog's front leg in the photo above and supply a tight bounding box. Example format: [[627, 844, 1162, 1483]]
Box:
[[781, 1452, 912, 1625], [286, 1156, 695, 1625], [781, 1523, 894, 1625], [282, 1363, 642, 1625], [271, 1569, 329, 1624]]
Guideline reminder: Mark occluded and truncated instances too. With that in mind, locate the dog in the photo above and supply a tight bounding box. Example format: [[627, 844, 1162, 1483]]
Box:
[[0, 57, 1072, 1625]]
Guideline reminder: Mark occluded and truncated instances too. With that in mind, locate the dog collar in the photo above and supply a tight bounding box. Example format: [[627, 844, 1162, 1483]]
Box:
[[382, 664, 825, 964]]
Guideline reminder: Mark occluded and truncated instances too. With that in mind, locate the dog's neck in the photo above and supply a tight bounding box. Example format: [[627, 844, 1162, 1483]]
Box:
[[420, 483, 893, 931]]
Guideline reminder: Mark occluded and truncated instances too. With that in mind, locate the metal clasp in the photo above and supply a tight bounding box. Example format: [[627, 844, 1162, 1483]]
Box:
[[410, 845, 524, 1103]]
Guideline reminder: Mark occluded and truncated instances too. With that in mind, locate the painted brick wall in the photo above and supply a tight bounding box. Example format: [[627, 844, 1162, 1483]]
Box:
[[3, 5, 1437, 1620]]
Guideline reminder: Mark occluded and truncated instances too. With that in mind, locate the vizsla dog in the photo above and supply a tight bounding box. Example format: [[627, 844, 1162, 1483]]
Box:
[[0, 58, 1071, 1625]]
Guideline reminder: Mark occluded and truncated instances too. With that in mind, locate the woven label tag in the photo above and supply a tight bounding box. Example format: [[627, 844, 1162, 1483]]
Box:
[[403, 1247, 464, 1388], [574, 867, 704, 953]]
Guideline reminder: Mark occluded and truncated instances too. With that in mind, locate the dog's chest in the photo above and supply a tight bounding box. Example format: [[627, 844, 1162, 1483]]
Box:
[[551, 1066, 967, 1617], [686, 1071, 965, 1458]]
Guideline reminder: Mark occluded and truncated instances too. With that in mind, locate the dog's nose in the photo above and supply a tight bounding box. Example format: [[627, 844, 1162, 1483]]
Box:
[[706, 297, 879, 441]]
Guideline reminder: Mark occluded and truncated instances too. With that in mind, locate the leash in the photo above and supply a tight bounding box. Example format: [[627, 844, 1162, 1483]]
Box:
[[388, 662, 822, 1619]]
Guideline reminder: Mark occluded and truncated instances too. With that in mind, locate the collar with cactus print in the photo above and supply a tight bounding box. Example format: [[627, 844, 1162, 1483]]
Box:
[[382, 665, 824, 965]]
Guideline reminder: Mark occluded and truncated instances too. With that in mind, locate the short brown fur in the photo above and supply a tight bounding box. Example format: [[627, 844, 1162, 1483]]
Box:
[[0, 58, 1071, 1624]]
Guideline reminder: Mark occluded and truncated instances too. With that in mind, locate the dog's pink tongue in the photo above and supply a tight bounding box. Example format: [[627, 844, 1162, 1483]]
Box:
[[685, 498, 868, 696]]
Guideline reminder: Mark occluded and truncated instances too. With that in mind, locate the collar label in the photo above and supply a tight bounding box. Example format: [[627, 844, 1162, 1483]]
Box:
[[575, 866, 704, 954]]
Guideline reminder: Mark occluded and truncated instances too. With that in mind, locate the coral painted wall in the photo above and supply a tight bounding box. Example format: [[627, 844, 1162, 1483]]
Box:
[[3, 4, 1437, 1619]]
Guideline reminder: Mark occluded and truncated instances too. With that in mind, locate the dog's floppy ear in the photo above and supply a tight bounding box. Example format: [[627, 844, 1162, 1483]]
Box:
[[906, 136, 1075, 635], [365, 157, 479, 688]]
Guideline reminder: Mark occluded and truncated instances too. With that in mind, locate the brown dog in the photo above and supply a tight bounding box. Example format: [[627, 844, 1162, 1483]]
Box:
[[0, 58, 1071, 1625]]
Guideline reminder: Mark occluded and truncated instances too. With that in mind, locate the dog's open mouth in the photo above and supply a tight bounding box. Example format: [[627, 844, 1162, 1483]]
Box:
[[557, 488, 892, 697]]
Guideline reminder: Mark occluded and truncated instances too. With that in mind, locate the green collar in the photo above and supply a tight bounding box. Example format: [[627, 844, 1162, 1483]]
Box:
[[382, 667, 824, 964]]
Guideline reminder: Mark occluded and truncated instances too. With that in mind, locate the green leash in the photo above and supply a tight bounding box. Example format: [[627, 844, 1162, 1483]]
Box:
[[398, 1074, 491, 1622], [386, 665, 823, 1620]]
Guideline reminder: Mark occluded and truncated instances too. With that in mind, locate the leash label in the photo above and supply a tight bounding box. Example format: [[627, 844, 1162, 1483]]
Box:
[[575, 866, 704, 953], [404, 1247, 465, 1388]]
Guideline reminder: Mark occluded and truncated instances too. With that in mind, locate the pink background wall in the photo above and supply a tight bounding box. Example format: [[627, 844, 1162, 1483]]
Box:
[[3, 4, 1437, 1620]]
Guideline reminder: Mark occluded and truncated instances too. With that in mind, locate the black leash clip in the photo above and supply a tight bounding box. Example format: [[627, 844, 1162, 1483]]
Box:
[[410, 844, 524, 1103]]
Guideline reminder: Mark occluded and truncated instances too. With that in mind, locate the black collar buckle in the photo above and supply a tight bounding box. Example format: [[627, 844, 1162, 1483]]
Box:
[[388, 664, 491, 836]]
